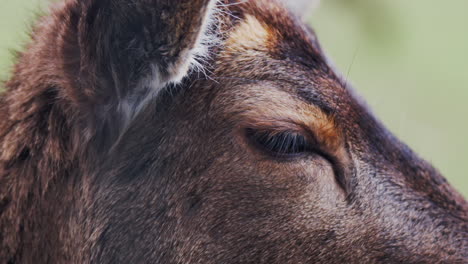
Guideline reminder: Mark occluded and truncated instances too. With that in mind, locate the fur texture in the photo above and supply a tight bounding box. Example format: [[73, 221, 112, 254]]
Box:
[[0, 0, 467, 263]]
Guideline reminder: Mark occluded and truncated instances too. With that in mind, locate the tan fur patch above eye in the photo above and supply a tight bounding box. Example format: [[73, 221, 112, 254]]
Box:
[[224, 15, 274, 53]]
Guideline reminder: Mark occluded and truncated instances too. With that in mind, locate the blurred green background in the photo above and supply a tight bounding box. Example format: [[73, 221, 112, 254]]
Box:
[[0, 0, 466, 197]]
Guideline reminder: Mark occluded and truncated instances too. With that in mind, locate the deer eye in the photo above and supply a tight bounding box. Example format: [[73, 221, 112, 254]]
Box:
[[245, 128, 312, 158]]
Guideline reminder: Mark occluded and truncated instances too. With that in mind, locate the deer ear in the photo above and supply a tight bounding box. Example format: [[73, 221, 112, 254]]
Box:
[[69, 0, 219, 117], [279, 0, 320, 18]]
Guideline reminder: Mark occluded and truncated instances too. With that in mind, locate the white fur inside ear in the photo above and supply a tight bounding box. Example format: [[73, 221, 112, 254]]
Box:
[[121, 0, 220, 125], [280, 0, 320, 17], [165, 0, 220, 85]]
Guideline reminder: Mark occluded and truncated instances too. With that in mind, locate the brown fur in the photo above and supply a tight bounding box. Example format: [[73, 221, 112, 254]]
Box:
[[1, 0, 467, 263]]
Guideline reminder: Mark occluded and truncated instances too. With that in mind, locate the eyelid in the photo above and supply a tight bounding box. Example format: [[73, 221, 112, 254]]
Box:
[[240, 118, 318, 142], [240, 124, 350, 196], [244, 127, 315, 158]]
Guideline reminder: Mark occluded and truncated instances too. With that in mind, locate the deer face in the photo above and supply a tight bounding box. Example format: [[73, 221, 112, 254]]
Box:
[[86, 1, 467, 263], [1, 0, 466, 263]]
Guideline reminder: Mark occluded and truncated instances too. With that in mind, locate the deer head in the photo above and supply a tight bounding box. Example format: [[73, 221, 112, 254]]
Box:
[[0, 0, 466, 263]]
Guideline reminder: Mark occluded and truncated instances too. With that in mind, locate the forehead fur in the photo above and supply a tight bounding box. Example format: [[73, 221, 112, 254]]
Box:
[[214, 0, 331, 80], [213, 0, 349, 120], [225, 14, 272, 53], [223, 0, 325, 67]]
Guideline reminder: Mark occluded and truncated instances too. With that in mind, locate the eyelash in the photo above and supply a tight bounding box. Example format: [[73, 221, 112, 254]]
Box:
[[245, 128, 312, 157]]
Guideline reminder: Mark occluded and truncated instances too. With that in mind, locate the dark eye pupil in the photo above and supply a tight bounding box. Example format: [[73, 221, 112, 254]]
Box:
[[246, 128, 309, 156]]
